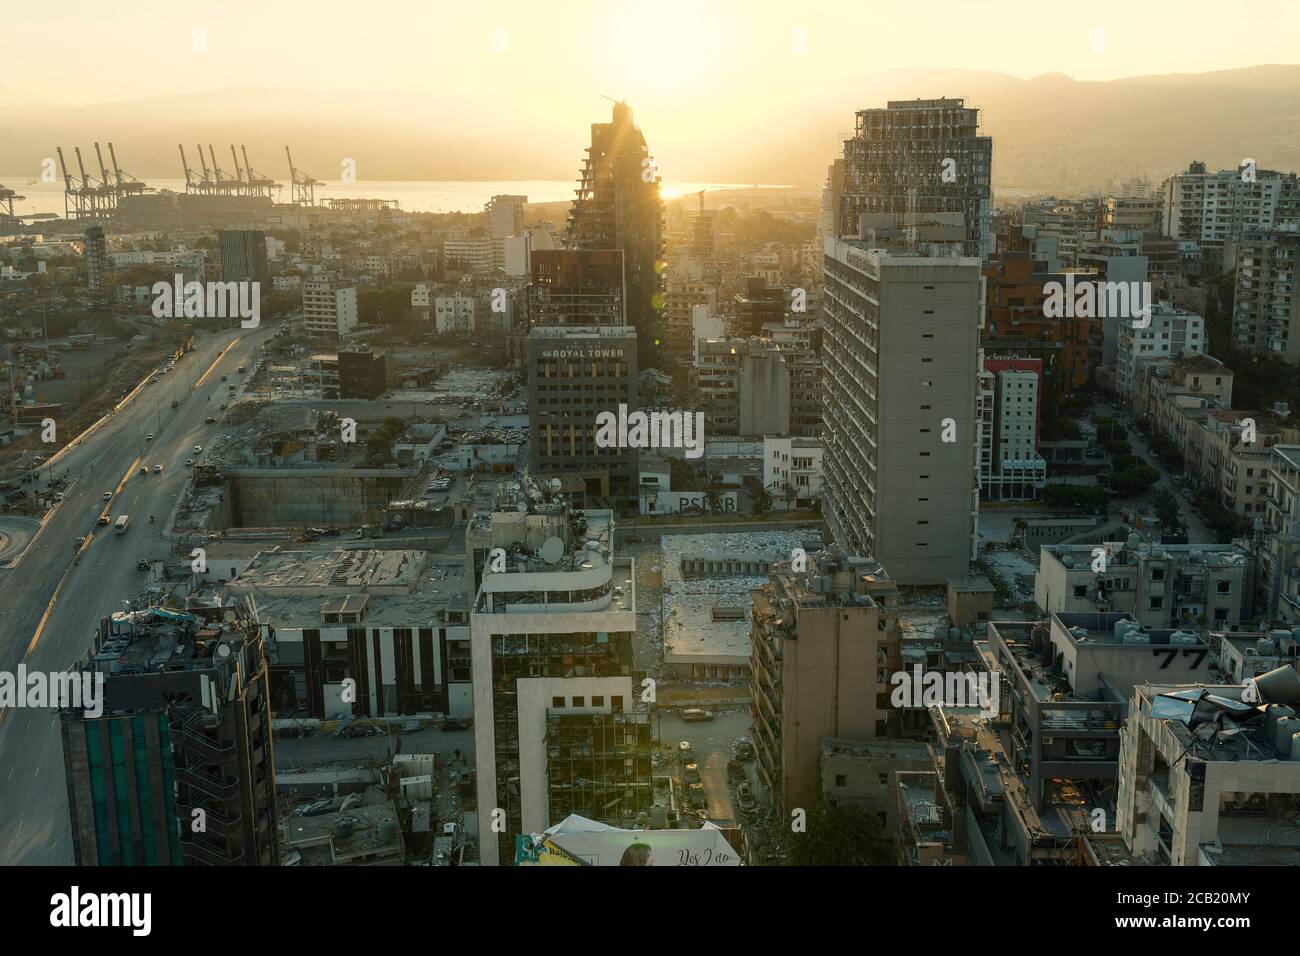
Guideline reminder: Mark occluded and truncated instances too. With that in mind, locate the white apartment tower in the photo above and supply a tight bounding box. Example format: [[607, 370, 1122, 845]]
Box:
[[1161, 161, 1300, 256], [1116, 302, 1205, 405], [302, 273, 359, 340]]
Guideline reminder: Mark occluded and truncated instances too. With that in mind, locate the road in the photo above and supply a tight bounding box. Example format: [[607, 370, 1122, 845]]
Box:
[[1094, 402, 1215, 542], [0, 322, 274, 865]]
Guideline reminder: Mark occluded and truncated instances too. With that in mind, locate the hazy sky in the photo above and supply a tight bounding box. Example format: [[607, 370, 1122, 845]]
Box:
[[5, 0, 1298, 108], [3, 0, 1298, 185]]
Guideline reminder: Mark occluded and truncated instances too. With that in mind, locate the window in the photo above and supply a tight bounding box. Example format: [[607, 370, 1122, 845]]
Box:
[[878, 773, 888, 786], [1074, 585, 1088, 598], [1149, 597, 1163, 610], [834, 775, 847, 788], [551, 696, 564, 708], [592, 695, 605, 706], [1216, 581, 1231, 594], [571, 696, 585, 707]]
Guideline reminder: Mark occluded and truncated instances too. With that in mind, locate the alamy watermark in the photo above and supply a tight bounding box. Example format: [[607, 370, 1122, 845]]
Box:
[[594, 404, 704, 459], [1043, 276, 1151, 328], [0, 666, 105, 718], [151, 274, 260, 328], [889, 665, 999, 717]]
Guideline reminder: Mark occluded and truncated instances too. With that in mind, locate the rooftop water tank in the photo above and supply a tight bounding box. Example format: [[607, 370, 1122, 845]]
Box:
[[948, 627, 962, 639], [1151, 546, 1165, 559], [1265, 704, 1296, 740], [1061, 555, 1075, 569], [1255, 664, 1300, 706], [1290, 732, 1300, 761], [1258, 637, 1278, 657], [1274, 716, 1300, 752], [1190, 550, 1204, 563], [1170, 631, 1199, 646], [1070, 626, 1089, 640], [1127, 533, 1141, 549], [1114, 619, 1138, 641], [1123, 630, 1151, 645]]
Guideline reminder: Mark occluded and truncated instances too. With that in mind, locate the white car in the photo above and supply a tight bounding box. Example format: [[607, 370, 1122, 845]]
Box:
[[153, 464, 163, 474], [102, 491, 112, 501], [193, 444, 203, 453], [146, 433, 156, 441]]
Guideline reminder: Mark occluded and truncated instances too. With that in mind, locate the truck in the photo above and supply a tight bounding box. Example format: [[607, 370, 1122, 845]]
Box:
[[114, 515, 129, 535]]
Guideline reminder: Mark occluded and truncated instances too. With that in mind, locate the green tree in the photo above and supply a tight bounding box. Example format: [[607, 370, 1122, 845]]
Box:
[[786, 799, 894, 866]]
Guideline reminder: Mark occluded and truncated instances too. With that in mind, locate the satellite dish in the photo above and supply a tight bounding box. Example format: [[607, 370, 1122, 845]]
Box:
[[516, 499, 529, 513], [549, 478, 562, 493], [223, 610, 237, 623], [216, 643, 232, 658], [540, 536, 564, 564]]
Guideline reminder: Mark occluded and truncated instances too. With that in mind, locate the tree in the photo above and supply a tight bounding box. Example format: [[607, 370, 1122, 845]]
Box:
[[786, 798, 894, 866], [744, 476, 772, 516], [1151, 488, 1186, 537], [670, 458, 698, 491]]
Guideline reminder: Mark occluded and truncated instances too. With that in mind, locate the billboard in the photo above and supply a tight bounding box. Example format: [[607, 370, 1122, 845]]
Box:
[[515, 814, 741, 866]]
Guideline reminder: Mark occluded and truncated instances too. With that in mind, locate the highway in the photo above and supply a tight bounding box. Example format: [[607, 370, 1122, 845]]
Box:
[[0, 323, 272, 864]]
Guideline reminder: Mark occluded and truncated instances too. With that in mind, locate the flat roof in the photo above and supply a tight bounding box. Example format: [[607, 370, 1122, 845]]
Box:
[[661, 529, 817, 663]]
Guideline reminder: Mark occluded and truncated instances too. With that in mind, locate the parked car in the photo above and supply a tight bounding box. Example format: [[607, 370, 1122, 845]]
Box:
[[688, 782, 706, 807], [736, 782, 757, 813], [154, 464, 163, 474], [136, 559, 150, 571], [442, 716, 471, 731], [727, 759, 745, 782], [74, 536, 86, 548], [682, 708, 714, 722], [193, 444, 203, 453], [678, 741, 694, 762], [204, 417, 217, 424], [734, 740, 755, 761], [185, 458, 196, 467], [139, 466, 149, 476], [102, 491, 112, 500], [684, 762, 701, 783]]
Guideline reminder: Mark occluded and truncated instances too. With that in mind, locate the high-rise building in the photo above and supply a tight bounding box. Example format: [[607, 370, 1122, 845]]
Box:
[[978, 356, 1046, 501], [59, 601, 278, 866], [566, 101, 664, 368], [469, 492, 650, 865], [1115, 301, 1205, 405], [487, 194, 527, 240], [821, 237, 983, 585], [837, 98, 992, 260], [487, 194, 528, 270], [528, 325, 639, 497], [1161, 161, 1300, 261], [526, 249, 625, 329], [1233, 229, 1300, 361], [733, 277, 785, 337], [750, 551, 902, 814], [218, 229, 270, 288], [981, 251, 1092, 398], [302, 273, 359, 340], [83, 225, 110, 302]]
